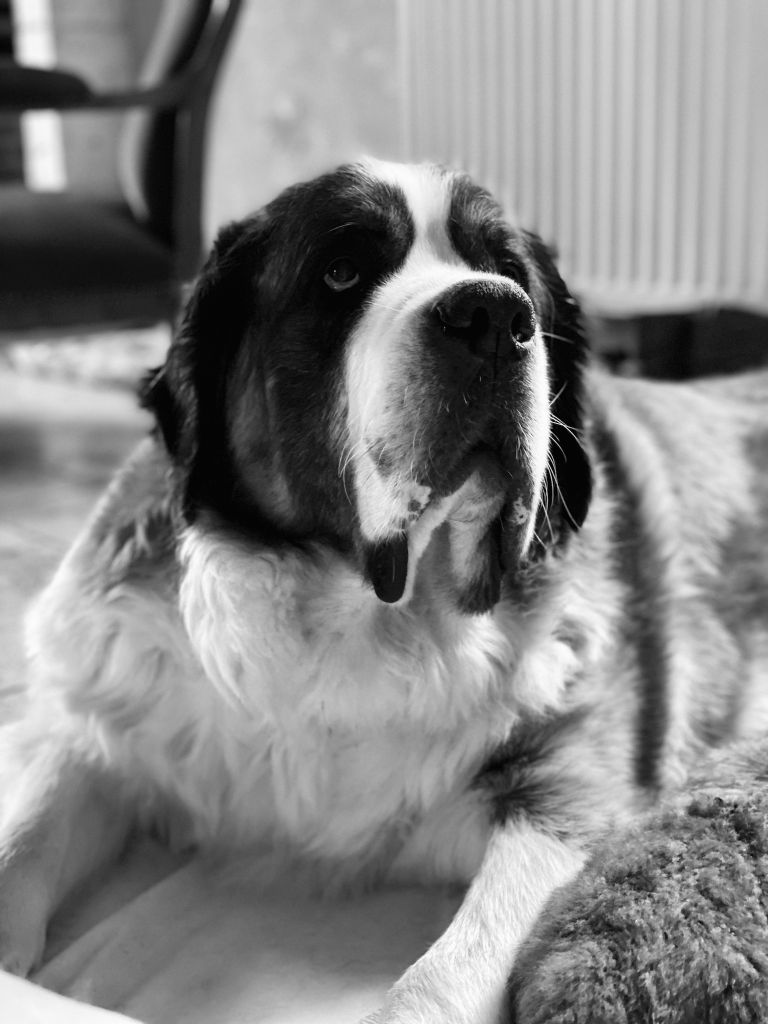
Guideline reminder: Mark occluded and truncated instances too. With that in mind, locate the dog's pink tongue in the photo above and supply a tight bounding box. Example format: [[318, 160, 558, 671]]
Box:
[[367, 535, 408, 603]]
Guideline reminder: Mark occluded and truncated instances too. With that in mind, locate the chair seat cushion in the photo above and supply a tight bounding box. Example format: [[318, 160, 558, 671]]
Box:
[[0, 188, 178, 331]]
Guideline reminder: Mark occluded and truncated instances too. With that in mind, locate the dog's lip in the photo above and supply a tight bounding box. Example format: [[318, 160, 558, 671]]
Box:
[[428, 444, 508, 504], [363, 446, 524, 608]]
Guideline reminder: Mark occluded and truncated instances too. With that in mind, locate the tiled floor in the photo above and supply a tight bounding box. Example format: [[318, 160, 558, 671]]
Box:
[[0, 368, 151, 702]]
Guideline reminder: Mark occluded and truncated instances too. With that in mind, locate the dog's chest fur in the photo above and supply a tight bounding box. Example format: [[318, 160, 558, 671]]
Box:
[[20, 505, 528, 888], [172, 525, 568, 881], [26, 458, 579, 886]]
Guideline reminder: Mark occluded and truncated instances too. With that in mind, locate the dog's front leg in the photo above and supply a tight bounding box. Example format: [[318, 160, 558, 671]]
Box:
[[0, 720, 131, 976], [370, 819, 585, 1024]]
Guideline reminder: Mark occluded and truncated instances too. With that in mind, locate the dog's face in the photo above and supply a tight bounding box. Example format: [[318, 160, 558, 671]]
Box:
[[144, 160, 591, 613]]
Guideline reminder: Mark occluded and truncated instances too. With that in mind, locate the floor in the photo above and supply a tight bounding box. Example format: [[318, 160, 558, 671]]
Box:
[[0, 366, 151, 703]]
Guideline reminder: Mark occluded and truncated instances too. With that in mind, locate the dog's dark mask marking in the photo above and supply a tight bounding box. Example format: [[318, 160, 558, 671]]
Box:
[[141, 162, 592, 613], [142, 166, 413, 537]]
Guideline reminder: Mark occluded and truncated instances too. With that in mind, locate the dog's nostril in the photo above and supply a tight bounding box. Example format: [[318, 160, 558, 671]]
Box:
[[465, 307, 491, 342], [436, 303, 491, 339], [433, 285, 535, 361], [510, 309, 534, 344]]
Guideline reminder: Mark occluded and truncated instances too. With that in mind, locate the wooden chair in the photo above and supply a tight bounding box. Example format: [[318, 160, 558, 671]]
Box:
[[0, 0, 243, 335]]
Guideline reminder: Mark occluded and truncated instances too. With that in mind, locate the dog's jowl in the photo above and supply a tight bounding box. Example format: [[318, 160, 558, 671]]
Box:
[[1, 159, 767, 1023]]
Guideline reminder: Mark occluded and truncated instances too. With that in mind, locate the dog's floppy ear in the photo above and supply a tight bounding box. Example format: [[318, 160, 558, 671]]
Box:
[[139, 215, 269, 519], [522, 230, 593, 546]]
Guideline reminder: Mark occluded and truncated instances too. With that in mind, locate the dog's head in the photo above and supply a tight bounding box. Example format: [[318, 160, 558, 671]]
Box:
[[143, 160, 591, 613]]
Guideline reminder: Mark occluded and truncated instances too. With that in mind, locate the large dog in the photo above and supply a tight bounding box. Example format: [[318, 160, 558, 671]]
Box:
[[1, 159, 767, 1022]]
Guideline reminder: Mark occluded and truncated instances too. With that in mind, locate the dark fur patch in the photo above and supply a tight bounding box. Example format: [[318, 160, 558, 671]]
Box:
[[455, 516, 505, 615], [141, 166, 414, 547], [474, 710, 588, 835], [589, 418, 671, 792], [140, 217, 266, 524]]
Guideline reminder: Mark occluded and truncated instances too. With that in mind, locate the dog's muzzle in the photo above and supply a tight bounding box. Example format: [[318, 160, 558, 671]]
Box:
[[353, 275, 545, 609]]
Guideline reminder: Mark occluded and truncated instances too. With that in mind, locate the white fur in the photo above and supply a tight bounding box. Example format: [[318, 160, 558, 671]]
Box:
[[24, 507, 591, 884], [375, 822, 586, 1024]]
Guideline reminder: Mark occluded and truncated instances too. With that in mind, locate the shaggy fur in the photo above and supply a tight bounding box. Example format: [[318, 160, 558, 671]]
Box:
[[509, 738, 768, 1024]]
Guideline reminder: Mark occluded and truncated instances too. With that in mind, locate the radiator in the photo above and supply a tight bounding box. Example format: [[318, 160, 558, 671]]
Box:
[[397, 0, 768, 314]]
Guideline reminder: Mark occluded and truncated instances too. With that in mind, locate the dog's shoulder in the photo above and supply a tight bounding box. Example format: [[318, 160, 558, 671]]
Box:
[[587, 366, 766, 537], [61, 434, 178, 589], [82, 432, 177, 581], [24, 436, 185, 705], [585, 367, 768, 750]]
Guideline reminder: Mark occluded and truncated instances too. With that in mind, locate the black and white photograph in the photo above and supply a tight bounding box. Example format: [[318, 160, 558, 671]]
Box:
[[0, 2, 766, 1022]]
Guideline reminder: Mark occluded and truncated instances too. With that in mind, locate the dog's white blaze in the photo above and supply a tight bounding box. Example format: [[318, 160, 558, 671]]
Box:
[[360, 158, 460, 259], [346, 161, 465, 547], [345, 161, 550, 598]]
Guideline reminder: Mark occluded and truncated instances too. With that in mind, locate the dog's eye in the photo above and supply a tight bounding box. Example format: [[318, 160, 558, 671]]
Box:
[[499, 259, 525, 284], [324, 257, 361, 292]]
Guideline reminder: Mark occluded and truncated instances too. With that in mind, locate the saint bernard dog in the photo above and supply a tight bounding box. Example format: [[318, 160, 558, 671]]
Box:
[[1, 159, 767, 1022]]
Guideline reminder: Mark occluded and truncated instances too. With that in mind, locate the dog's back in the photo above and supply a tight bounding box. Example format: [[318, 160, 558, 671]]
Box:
[[589, 368, 768, 770]]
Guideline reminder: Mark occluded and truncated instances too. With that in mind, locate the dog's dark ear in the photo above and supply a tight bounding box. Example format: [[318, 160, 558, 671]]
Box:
[[522, 231, 593, 546], [139, 215, 268, 518]]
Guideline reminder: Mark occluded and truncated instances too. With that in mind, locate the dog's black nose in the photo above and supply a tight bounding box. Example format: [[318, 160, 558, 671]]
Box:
[[432, 281, 535, 361]]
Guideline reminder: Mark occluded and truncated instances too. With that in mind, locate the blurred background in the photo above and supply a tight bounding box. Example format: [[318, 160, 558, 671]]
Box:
[[0, 0, 767, 691], [1, 0, 767, 379]]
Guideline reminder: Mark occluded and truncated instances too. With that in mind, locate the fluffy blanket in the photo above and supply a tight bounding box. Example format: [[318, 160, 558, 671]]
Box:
[[510, 738, 768, 1023]]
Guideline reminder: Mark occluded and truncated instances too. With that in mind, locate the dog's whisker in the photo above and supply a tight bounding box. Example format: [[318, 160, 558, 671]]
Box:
[[319, 220, 358, 237], [540, 330, 576, 346], [549, 381, 568, 408], [550, 413, 588, 452]]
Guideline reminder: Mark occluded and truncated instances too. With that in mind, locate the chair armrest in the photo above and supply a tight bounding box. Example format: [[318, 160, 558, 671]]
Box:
[[82, 77, 189, 110], [0, 62, 92, 109], [0, 61, 189, 112]]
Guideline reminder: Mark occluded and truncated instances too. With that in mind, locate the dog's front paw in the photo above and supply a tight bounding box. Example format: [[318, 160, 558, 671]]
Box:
[[358, 1009, 409, 1024], [0, 870, 50, 976], [359, 982, 501, 1024], [358, 997, 446, 1024], [357, 1004, 470, 1024]]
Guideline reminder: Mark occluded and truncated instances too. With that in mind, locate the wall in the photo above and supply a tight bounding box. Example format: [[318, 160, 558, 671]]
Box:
[[204, 0, 401, 237]]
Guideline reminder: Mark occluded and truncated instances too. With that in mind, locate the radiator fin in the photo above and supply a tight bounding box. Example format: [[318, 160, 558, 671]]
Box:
[[398, 0, 768, 313]]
